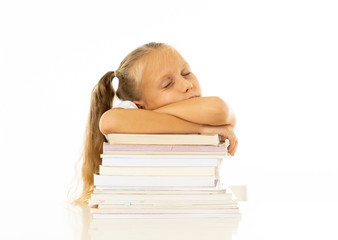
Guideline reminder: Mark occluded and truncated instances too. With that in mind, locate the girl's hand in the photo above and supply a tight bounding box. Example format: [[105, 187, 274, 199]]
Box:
[[202, 125, 238, 156]]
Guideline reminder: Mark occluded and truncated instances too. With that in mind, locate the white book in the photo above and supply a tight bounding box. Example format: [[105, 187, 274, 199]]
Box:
[[93, 188, 227, 195], [93, 174, 216, 187], [101, 154, 223, 159], [89, 216, 240, 226], [96, 202, 239, 209], [99, 166, 216, 176], [91, 193, 233, 201], [92, 213, 241, 219], [101, 155, 221, 167], [91, 208, 239, 214], [94, 183, 222, 191], [89, 199, 234, 205]]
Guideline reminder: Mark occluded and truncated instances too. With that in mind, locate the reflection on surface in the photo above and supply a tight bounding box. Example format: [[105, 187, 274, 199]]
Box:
[[66, 204, 240, 240]]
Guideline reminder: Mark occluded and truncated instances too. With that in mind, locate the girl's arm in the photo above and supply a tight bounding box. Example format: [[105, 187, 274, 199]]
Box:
[[99, 108, 238, 155], [99, 109, 203, 135], [153, 96, 236, 127]]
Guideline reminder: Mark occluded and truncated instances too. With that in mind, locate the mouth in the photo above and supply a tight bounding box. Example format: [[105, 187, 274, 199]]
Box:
[[188, 95, 200, 99]]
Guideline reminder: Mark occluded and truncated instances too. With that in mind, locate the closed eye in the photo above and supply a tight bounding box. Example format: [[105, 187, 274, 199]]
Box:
[[182, 72, 191, 76], [164, 81, 174, 88]]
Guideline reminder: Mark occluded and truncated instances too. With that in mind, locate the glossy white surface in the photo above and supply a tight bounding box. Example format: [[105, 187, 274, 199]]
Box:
[[2, 200, 337, 240]]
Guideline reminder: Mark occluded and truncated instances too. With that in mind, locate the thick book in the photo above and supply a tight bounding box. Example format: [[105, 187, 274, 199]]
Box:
[[107, 133, 221, 146], [93, 174, 216, 187], [103, 141, 229, 156], [99, 166, 216, 176], [100, 155, 221, 167]]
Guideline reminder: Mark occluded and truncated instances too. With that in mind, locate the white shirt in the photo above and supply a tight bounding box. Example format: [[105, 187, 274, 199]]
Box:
[[113, 100, 138, 109]]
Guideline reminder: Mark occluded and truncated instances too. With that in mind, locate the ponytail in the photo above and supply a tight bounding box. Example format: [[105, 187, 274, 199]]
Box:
[[75, 71, 115, 204], [71, 42, 168, 204]]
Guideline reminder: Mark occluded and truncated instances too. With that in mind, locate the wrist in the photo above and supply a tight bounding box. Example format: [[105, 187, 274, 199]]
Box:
[[200, 125, 213, 135], [199, 125, 206, 135]]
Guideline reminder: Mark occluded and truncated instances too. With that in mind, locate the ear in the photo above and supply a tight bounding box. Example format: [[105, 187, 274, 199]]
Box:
[[133, 100, 146, 109]]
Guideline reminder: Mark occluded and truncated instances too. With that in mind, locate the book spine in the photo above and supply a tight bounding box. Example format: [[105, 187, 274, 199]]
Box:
[[93, 189, 227, 194], [93, 175, 216, 187], [103, 143, 228, 152], [90, 199, 233, 205], [107, 134, 220, 146], [94, 186, 222, 191], [96, 203, 239, 209], [101, 158, 220, 167], [92, 213, 240, 219], [99, 166, 216, 176], [101, 154, 224, 159], [91, 208, 239, 214], [91, 194, 232, 201]]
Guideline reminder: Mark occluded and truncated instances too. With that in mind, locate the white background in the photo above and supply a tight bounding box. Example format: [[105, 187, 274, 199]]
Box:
[[1, 0, 337, 239]]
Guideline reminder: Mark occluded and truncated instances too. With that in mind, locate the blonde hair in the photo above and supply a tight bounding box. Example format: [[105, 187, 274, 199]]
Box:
[[70, 42, 168, 204]]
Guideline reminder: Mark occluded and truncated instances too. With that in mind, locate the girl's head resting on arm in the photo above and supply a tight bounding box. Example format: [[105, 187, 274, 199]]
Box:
[[115, 42, 202, 110]]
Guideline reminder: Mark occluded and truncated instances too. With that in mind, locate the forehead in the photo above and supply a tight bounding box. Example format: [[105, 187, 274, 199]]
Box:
[[141, 47, 187, 85]]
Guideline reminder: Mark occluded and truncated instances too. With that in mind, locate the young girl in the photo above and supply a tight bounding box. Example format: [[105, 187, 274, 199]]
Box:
[[76, 42, 238, 204]]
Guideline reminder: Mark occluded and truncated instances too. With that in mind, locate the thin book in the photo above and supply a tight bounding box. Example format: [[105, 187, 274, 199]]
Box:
[[93, 174, 216, 187]]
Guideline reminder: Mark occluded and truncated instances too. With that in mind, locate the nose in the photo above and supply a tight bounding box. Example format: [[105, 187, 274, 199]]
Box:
[[177, 77, 193, 93]]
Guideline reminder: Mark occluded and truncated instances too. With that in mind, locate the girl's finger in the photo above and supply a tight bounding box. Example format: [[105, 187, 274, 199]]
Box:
[[227, 138, 234, 155], [230, 138, 238, 156], [227, 136, 236, 156]]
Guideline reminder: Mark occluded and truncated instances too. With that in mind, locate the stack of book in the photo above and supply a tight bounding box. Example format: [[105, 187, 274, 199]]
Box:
[[88, 133, 240, 219]]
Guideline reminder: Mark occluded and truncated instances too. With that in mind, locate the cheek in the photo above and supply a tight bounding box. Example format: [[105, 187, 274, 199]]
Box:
[[144, 93, 168, 110], [156, 95, 174, 107], [149, 94, 178, 109]]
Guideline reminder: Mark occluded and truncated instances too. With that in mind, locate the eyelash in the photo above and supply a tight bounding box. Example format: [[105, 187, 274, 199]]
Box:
[[164, 81, 174, 88], [163, 72, 191, 88]]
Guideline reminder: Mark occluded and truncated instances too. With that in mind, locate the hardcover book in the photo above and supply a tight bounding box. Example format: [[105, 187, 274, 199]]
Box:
[[107, 133, 221, 146]]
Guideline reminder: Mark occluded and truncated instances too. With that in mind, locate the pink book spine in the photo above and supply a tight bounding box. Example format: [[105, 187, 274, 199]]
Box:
[[103, 142, 226, 152], [94, 212, 183, 215]]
